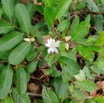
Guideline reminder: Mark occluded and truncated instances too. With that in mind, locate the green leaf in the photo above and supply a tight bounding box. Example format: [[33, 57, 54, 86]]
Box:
[[76, 1, 86, 11], [83, 66, 94, 80], [0, 4, 3, 18], [15, 4, 32, 35], [1, 0, 14, 22], [58, 82, 68, 102], [55, 0, 72, 19], [8, 42, 31, 65], [12, 88, 30, 103], [73, 88, 84, 100], [0, 20, 15, 34], [70, 21, 90, 42], [0, 31, 24, 51], [58, 20, 70, 32], [86, 0, 100, 12], [70, 16, 79, 35], [95, 31, 104, 46], [42, 86, 59, 103], [34, 99, 43, 103], [77, 45, 94, 62], [26, 48, 38, 62], [2, 97, 14, 103], [76, 80, 97, 92], [44, 7, 55, 28], [95, 14, 103, 33], [0, 65, 13, 99], [74, 70, 86, 81], [16, 66, 27, 95], [94, 96, 104, 103], [58, 56, 81, 72], [43, 0, 54, 7], [45, 55, 55, 67], [27, 61, 38, 73]]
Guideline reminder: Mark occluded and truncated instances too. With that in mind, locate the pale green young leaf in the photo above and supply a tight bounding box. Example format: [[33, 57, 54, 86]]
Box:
[[0, 65, 13, 99], [74, 70, 86, 81], [0, 31, 24, 51], [44, 7, 55, 28], [1, 0, 14, 22], [55, 0, 72, 19], [16, 66, 27, 95], [8, 42, 31, 65], [15, 4, 32, 35], [0, 20, 15, 34]]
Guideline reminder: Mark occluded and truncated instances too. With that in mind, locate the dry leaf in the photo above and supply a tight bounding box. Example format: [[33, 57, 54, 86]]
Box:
[[28, 83, 40, 93], [42, 35, 51, 44]]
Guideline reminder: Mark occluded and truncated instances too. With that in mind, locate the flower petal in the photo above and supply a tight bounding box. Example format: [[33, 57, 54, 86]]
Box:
[[45, 43, 50, 47], [55, 41, 61, 47], [54, 48, 58, 53]]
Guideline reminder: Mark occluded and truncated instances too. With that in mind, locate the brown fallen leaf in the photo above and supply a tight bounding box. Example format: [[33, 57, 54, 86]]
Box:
[[96, 81, 102, 90], [42, 35, 51, 44], [28, 83, 40, 93], [101, 81, 104, 92], [90, 90, 97, 97]]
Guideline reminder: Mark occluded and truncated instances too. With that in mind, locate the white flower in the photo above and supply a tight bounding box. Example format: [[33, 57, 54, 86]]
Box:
[[45, 38, 60, 54]]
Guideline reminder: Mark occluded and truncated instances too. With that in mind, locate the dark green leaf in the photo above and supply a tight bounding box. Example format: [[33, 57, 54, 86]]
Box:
[[44, 7, 55, 28], [8, 42, 31, 65], [1, 0, 14, 22], [27, 61, 38, 73], [0, 20, 15, 34], [0, 31, 24, 51], [15, 4, 32, 35], [0, 65, 13, 99], [55, 0, 72, 19], [70, 21, 90, 42], [16, 66, 27, 95]]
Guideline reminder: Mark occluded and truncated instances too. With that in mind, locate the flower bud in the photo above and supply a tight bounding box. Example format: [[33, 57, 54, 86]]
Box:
[[30, 38, 35, 42], [23, 38, 31, 42], [65, 43, 69, 51], [64, 36, 71, 42]]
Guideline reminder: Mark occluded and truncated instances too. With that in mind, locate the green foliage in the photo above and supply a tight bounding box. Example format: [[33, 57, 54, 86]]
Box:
[[42, 86, 59, 103], [0, 0, 104, 102], [0, 65, 13, 99], [15, 4, 32, 35], [8, 42, 31, 65]]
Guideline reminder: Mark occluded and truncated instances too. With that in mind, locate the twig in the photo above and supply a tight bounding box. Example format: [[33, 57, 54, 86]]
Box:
[[27, 92, 42, 97]]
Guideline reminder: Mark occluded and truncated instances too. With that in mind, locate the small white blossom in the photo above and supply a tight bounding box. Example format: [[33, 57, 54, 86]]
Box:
[[45, 38, 60, 54]]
